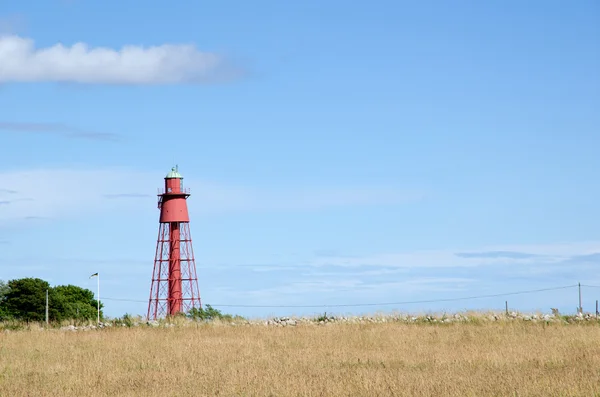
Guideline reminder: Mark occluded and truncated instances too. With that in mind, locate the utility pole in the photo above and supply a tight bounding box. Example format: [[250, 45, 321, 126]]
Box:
[[45, 289, 49, 325], [578, 282, 582, 314], [97, 273, 100, 325], [89, 272, 100, 324]]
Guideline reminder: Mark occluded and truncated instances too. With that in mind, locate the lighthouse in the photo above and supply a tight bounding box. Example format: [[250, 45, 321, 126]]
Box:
[[147, 166, 201, 320]]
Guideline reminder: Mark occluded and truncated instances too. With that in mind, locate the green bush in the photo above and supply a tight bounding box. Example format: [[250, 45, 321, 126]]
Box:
[[316, 312, 335, 322], [113, 313, 137, 327], [187, 305, 235, 321]]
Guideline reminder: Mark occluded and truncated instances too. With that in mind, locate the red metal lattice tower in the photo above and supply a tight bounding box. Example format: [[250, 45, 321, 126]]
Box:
[[147, 166, 201, 320]]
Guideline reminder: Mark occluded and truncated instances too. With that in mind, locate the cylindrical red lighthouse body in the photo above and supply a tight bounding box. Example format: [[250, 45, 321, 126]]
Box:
[[159, 176, 190, 223], [147, 167, 202, 320]]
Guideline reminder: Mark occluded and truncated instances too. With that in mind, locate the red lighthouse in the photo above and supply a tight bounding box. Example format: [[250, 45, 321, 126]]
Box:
[[147, 166, 201, 320]]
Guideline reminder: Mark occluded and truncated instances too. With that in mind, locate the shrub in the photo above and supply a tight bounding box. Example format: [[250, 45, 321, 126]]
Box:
[[187, 305, 234, 321]]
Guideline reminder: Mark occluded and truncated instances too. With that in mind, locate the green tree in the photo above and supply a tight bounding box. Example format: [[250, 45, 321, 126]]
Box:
[[51, 284, 102, 322], [0, 279, 10, 320], [3, 278, 50, 321], [0, 280, 8, 298], [2, 278, 103, 322]]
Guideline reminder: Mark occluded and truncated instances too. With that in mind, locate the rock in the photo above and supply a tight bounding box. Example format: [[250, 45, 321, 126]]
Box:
[[61, 325, 77, 331]]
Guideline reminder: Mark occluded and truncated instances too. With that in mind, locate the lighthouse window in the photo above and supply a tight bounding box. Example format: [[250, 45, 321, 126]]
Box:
[[167, 188, 172, 193]]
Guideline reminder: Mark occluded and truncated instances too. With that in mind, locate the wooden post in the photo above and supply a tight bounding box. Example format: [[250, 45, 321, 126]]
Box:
[[505, 300, 508, 315]]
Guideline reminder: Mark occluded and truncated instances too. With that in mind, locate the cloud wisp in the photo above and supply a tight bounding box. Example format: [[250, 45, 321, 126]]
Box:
[[455, 251, 542, 259], [0, 121, 119, 141], [0, 198, 33, 205], [0, 35, 242, 85], [240, 277, 476, 299], [196, 184, 425, 214], [0, 15, 26, 35], [308, 241, 600, 272], [0, 167, 423, 222], [103, 193, 152, 199]]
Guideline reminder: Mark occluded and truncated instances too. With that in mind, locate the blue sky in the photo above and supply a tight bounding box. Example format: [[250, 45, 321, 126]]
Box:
[[0, 0, 599, 318]]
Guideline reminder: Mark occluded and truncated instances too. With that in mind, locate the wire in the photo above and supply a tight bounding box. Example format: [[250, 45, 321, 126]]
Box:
[[102, 297, 146, 303], [581, 284, 600, 289], [208, 284, 578, 308], [99, 284, 579, 308]]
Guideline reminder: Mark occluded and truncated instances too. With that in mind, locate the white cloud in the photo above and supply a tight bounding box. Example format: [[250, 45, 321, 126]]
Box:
[[0, 167, 421, 222], [0, 35, 236, 84]]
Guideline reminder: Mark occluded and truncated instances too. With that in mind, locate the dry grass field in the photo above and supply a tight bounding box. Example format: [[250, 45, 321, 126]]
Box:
[[1, 320, 600, 396]]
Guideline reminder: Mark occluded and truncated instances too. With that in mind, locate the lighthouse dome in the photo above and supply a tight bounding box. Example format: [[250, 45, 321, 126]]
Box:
[[165, 166, 183, 179]]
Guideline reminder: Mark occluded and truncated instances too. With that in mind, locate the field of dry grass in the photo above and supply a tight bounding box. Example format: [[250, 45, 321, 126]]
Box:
[[1, 320, 600, 396]]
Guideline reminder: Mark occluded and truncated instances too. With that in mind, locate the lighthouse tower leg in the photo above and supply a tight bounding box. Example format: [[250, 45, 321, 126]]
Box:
[[178, 222, 201, 313]]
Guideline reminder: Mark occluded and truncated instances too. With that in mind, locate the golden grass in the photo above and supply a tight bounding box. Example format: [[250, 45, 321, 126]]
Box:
[[1, 321, 599, 396]]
